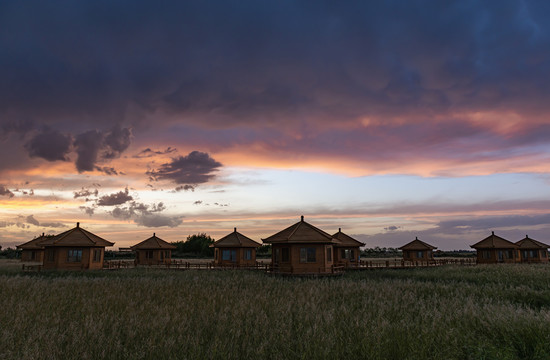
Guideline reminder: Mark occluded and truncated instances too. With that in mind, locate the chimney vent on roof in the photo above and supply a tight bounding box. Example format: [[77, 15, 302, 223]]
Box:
[[526, 235, 529, 238], [339, 228, 341, 232], [301, 215, 304, 222], [492, 231, 494, 235], [415, 236, 418, 240], [42, 233, 44, 237], [153, 233, 156, 237], [234, 227, 237, 232], [77, 222, 80, 228]]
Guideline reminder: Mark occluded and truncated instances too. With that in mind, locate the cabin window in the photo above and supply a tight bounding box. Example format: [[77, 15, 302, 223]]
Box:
[[215, 249, 219, 260], [274, 248, 280, 262], [529, 250, 535, 258], [244, 249, 252, 260], [327, 247, 332, 262], [522, 250, 528, 259], [417, 251, 424, 259], [300, 247, 316, 263], [350, 249, 355, 262], [281, 248, 289, 262], [92, 249, 101, 262], [222, 250, 230, 260], [506, 250, 514, 259], [146, 251, 154, 259], [222, 250, 237, 262], [30, 251, 36, 260], [46, 249, 55, 262], [67, 249, 82, 262], [542, 251, 548, 258], [482, 251, 491, 259], [165, 250, 170, 259]]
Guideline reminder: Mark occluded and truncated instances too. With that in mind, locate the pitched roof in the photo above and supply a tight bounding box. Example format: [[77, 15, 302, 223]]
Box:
[[212, 228, 261, 248], [40, 223, 114, 247], [399, 237, 437, 251], [262, 216, 341, 244], [130, 233, 176, 250], [470, 232, 518, 249], [515, 235, 550, 249], [332, 228, 365, 247], [16, 233, 50, 250]]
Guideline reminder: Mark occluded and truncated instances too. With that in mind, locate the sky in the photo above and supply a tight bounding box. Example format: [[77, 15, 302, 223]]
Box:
[[2, 0, 550, 250]]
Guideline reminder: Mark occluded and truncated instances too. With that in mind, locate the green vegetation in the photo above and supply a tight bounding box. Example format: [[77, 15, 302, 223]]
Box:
[[172, 233, 215, 258], [1, 263, 550, 359]]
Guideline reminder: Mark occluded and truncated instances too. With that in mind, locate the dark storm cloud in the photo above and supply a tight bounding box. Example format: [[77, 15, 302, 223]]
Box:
[[26, 215, 39, 226], [97, 188, 133, 206], [25, 128, 72, 161], [147, 151, 222, 185], [74, 130, 104, 172], [0, 185, 14, 198], [133, 147, 177, 158], [2, 0, 550, 126], [73, 125, 131, 173], [1, 0, 550, 175], [109, 200, 181, 227]]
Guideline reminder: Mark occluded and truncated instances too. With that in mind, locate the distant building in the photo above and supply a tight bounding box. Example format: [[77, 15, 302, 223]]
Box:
[[211, 228, 261, 267], [40, 223, 114, 270], [332, 228, 364, 267], [263, 216, 341, 274], [399, 237, 437, 262], [131, 233, 176, 266], [16, 233, 48, 262], [470, 231, 519, 264], [516, 235, 549, 263]]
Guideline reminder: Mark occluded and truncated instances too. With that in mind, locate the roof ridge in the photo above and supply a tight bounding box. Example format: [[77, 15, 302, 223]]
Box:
[[79, 227, 97, 244]]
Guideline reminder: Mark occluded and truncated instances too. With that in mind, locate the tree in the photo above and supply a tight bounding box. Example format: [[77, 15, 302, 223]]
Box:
[[172, 233, 215, 257]]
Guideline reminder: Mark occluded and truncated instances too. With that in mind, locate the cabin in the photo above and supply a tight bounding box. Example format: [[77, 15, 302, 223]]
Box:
[[262, 216, 341, 274], [211, 228, 261, 267], [131, 233, 176, 266], [399, 237, 437, 262], [40, 222, 114, 270], [332, 228, 365, 267], [470, 231, 519, 264], [516, 235, 549, 263], [16, 233, 49, 262]]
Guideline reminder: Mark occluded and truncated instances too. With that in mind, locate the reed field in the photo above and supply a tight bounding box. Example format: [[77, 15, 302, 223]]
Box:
[[1, 262, 549, 360]]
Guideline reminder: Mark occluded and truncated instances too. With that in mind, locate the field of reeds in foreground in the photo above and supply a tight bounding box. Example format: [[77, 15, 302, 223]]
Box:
[[1, 262, 550, 360]]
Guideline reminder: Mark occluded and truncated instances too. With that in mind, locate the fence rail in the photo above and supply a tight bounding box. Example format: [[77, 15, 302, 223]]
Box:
[[102, 258, 476, 271]]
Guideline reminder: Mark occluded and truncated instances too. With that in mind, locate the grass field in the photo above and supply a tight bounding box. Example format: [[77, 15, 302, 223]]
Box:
[[1, 261, 549, 360]]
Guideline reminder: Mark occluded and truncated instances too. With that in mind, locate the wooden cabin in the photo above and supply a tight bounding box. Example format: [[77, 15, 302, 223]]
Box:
[[332, 228, 365, 267], [470, 231, 519, 264], [211, 228, 261, 267], [16, 233, 49, 262], [399, 237, 437, 262], [516, 235, 549, 263], [40, 222, 114, 270], [263, 216, 341, 274], [131, 233, 176, 265]]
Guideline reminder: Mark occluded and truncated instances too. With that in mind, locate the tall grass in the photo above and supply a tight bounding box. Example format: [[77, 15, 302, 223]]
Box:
[[1, 264, 549, 359]]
